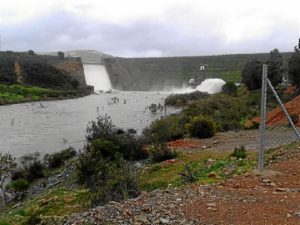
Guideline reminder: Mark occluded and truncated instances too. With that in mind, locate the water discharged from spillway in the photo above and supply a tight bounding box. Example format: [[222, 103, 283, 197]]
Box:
[[83, 64, 112, 91]]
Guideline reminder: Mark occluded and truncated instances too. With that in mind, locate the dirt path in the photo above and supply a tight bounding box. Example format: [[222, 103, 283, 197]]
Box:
[[185, 148, 300, 225], [168, 128, 298, 152]]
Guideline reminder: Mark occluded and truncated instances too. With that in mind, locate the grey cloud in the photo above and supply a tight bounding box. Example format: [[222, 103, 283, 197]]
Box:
[[0, 10, 298, 57]]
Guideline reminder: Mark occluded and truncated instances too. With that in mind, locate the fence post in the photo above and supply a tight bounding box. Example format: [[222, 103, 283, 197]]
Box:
[[258, 64, 268, 170]]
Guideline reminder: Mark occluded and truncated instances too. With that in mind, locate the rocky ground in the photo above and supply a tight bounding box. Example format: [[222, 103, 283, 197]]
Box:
[[66, 146, 300, 225]]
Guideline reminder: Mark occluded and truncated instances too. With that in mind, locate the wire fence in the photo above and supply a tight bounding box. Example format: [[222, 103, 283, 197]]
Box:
[[258, 64, 300, 170]]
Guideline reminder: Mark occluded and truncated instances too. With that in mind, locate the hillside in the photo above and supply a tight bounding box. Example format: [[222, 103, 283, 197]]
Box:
[[104, 52, 292, 91]]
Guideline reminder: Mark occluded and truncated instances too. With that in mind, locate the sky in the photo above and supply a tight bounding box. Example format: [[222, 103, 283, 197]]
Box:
[[0, 0, 300, 57]]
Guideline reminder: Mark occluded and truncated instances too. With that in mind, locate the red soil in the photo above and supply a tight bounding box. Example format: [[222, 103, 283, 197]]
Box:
[[254, 95, 300, 127]]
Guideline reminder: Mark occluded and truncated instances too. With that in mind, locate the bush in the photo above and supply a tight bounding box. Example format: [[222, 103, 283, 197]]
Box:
[[165, 91, 209, 106], [26, 214, 41, 225], [12, 152, 45, 182], [188, 116, 216, 139], [44, 147, 77, 169], [144, 114, 188, 143], [77, 146, 140, 206], [150, 143, 177, 163], [231, 145, 247, 159], [91, 138, 119, 159], [86, 115, 148, 160], [6, 179, 29, 192], [222, 81, 237, 95]]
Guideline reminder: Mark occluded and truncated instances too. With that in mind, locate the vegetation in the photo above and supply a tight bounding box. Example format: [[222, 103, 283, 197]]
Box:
[[165, 91, 209, 106], [150, 143, 177, 163], [231, 145, 247, 159], [222, 81, 237, 95], [0, 84, 87, 105], [187, 115, 216, 138], [242, 60, 263, 90], [44, 147, 77, 169], [0, 153, 16, 205], [288, 40, 300, 89]]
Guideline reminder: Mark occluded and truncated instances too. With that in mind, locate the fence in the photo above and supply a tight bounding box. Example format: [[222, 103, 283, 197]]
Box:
[[258, 64, 300, 170]]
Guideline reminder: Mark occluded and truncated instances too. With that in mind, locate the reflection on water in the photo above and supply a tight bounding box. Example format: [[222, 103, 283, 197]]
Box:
[[0, 92, 173, 157]]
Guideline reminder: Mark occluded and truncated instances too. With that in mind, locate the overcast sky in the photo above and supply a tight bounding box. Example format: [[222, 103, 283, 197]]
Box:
[[0, 0, 300, 57]]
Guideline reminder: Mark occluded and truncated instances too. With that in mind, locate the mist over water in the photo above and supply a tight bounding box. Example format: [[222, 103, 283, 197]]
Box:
[[83, 64, 112, 91], [170, 78, 226, 94]]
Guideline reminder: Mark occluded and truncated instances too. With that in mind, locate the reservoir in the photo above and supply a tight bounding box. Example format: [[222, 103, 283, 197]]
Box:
[[0, 91, 172, 157]]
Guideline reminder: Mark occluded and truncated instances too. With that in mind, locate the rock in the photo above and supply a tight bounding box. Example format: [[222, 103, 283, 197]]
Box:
[[206, 203, 217, 207], [208, 172, 217, 178], [295, 211, 300, 218], [160, 217, 170, 224]]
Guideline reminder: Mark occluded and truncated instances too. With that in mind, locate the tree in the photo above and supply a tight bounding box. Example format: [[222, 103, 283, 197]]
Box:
[[58, 51, 64, 59], [267, 48, 284, 86], [242, 60, 263, 90], [288, 40, 300, 88], [28, 50, 35, 55], [0, 153, 16, 205]]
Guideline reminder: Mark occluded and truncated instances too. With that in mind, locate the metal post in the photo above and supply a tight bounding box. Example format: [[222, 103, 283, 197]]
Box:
[[259, 64, 268, 170], [266, 78, 300, 140]]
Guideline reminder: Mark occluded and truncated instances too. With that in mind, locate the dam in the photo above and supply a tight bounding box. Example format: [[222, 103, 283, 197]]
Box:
[[83, 63, 112, 91]]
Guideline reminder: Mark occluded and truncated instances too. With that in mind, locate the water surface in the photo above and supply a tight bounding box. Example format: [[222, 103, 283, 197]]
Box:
[[0, 91, 171, 157]]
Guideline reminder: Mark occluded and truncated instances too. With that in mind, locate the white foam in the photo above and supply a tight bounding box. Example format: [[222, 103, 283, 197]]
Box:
[[170, 78, 226, 94], [196, 78, 226, 94], [83, 64, 112, 91]]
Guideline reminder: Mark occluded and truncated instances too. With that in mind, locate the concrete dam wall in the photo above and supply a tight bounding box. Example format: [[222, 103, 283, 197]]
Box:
[[104, 52, 292, 91]]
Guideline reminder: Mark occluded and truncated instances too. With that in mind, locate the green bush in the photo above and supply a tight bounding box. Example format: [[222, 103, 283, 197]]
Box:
[[26, 214, 41, 225], [150, 143, 177, 163], [77, 147, 140, 206], [12, 152, 45, 183], [86, 115, 148, 160], [44, 147, 77, 169], [222, 81, 237, 95], [188, 116, 216, 138], [231, 145, 247, 159], [144, 114, 188, 143], [165, 91, 209, 106], [7, 179, 29, 192], [91, 139, 119, 159]]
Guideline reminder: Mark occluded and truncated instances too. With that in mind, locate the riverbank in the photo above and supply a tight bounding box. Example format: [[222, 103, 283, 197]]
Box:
[[0, 84, 92, 106]]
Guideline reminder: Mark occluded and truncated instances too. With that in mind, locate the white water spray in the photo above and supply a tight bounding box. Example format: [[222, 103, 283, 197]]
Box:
[[170, 78, 226, 94], [83, 64, 112, 91], [196, 78, 226, 94]]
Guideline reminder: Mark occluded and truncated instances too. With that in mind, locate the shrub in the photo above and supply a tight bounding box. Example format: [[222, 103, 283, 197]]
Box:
[[13, 152, 45, 182], [44, 147, 77, 169], [150, 143, 177, 163], [188, 116, 216, 139], [179, 164, 196, 184], [91, 138, 119, 159], [222, 81, 237, 95], [86, 115, 148, 160], [6, 179, 29, 192], [165, 91, 209, 106], [231, 145, 247, 159], [26, 214, 41, 225], [144, 115, 188, 143], [77, 147, 140, 206]]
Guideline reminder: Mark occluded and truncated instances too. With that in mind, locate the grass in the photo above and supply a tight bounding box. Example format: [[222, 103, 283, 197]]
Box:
[[139, 150, 257, 191], [0, 84, 88, 105], [0, 187, 92, 225]]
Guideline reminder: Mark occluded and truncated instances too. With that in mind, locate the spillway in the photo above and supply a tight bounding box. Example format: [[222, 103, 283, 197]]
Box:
[[83, 64, 112, 91]]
